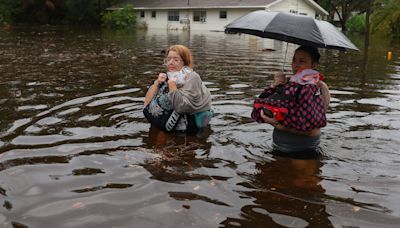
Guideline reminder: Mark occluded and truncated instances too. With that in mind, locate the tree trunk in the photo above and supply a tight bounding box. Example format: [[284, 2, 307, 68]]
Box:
[[341, 1, 348, 32], [363, 0, 372, 75]]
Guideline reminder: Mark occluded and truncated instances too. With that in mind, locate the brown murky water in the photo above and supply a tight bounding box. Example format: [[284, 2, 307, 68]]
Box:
[[0, 27, 400, 228]]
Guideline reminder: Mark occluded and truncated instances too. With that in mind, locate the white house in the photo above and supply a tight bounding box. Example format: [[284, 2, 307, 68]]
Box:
[[115, 0, 329, 31]]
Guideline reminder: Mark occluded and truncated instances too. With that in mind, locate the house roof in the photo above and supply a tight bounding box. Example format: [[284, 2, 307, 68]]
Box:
[[119, 0, 276, 9], [116, 0, 328, 16]]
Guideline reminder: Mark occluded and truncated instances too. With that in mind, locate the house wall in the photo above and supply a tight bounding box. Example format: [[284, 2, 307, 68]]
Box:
[[136, 8, 262, 31], [136, 10, 191, 30], [136, 10, 167, 29], [268, 0, 317, 18], [135, 0, 320, 31], [189, 8, 259, 31]]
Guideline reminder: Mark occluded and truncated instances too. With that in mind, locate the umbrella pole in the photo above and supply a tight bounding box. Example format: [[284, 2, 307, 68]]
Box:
[[282, 42, 288, 72]]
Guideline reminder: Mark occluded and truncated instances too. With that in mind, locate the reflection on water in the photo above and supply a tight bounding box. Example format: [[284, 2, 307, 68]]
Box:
[[222, 157, 330, 227], [0, 27, 400, 227]]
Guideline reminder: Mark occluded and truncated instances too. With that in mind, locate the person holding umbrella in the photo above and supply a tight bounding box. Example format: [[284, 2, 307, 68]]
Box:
[[225, 10, 359, 156], [251, 45, 330, 156]]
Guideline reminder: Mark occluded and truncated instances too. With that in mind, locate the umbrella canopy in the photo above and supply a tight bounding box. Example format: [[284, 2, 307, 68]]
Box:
[[225, 10, 359, 51]]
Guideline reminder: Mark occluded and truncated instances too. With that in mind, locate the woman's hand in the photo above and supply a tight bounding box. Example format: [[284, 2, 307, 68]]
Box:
[[271, 72, 288, 88], [167, 77, 178, 92], [260, 109, 278, 126], [154, 73, 167, 86], [144, 73, 167, 106]]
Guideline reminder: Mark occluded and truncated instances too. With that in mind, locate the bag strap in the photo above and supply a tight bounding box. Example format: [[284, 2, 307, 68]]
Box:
[[165, 110, 181, 131]]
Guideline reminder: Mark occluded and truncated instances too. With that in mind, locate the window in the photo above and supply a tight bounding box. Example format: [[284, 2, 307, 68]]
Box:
[[140, 11, 145, 18], [193, 10, 207, 22], [168, 10, 179, 21], [151, 11, 156, 18], [219, 10, 227, 19]]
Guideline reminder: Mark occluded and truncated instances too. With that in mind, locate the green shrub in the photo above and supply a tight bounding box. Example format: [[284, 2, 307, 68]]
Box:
[[0, 3, 11, 25], [101, 4, 136, 29], [346, 13, 366, 33]]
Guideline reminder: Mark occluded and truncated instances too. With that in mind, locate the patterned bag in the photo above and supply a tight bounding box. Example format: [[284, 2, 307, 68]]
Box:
[[251, 83, 326, 131], [143, 82, 181, 132]]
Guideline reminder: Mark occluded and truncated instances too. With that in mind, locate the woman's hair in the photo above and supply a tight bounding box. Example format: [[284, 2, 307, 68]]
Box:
[[296, 46, 320, 64], [167, 45, 193, 68]]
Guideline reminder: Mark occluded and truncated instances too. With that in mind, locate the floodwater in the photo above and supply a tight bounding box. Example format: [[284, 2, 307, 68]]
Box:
[[0, 27, 399, 228]]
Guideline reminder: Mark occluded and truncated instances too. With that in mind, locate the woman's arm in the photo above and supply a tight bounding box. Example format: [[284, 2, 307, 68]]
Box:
[[259, 110, 319, 136], [143, 83, 159, 106], [144, 73, 167, 106], [318, 80, 330, 112]]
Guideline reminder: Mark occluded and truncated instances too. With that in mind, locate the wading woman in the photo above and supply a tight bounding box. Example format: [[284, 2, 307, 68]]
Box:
[[144, 44, 212, 135], [252, 45, 330, 156]]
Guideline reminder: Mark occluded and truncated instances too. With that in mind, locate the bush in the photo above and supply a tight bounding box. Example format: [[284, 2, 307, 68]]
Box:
[[0, 3, 12, 25], [101, 4, 136, 29], [346, 13, 366, 33]]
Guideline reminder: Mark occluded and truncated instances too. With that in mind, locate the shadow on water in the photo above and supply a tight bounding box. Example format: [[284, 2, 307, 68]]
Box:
[[0, 27, 400, 227], [221, 156, 332, 227], [141, 126, 217, 183]]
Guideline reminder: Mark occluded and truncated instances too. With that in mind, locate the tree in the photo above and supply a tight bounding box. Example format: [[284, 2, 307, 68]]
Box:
[[0, 0, 22, 25], [18, 0, 67, 24], [314, 0, 335, 21], [64, 0, 120, 25], [101, 4, 136, 29], [315, 0, 370, 31], [371, 0, 400, 37], [363, 0, 373, 74], [0, 0, 123, 25]]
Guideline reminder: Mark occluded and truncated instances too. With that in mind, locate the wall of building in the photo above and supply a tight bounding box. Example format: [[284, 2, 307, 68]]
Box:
[[268, 0, 317, 18], [136, 8, 263, 31], [135, 0, 319, 31], [189, 8, 259, 31]]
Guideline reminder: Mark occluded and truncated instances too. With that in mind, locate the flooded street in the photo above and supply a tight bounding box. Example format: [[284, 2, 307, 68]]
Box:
[[1, 27, 400, 227]]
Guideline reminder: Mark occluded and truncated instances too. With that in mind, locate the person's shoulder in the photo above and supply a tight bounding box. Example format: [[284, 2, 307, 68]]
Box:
[[289, 82, 317, 89], [298, 84, 319, 92], [287, 82, 317, 95], [188, 70, 202, 81], [302, 83, 318, 88], [298, 84, 320, 97], [189, 70, 200, 77]]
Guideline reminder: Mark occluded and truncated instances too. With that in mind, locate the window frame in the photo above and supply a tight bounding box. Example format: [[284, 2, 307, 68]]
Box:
[[219, 10, 227, 19], [168, 10, 180, 21], [193, 10, 207, 22]]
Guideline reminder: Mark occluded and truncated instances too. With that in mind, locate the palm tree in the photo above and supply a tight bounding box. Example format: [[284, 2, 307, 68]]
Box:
[[372, 0, 400, 37]]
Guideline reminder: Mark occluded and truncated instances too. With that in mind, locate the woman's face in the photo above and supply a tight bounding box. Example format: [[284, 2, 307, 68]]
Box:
[[291, 50, 317, 73], [165, 50, 184, 72]]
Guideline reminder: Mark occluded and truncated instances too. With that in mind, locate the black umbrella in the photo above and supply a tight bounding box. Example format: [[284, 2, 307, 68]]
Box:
[[225, 10, 358, 51]]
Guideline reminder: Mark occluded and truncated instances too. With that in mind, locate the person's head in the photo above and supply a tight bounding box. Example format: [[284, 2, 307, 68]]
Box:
[[164, 44, 193, 72], [291, 46, 320, 73]]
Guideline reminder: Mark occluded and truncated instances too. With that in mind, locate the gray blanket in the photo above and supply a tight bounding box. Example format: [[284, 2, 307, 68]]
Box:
[[169, 71, 211, 114]]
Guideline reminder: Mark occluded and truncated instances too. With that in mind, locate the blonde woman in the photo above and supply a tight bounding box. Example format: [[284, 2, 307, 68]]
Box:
[[144, 45, 212, 134]]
